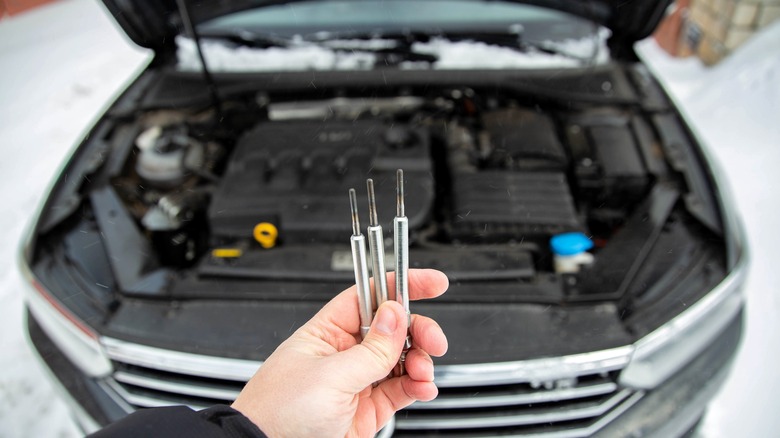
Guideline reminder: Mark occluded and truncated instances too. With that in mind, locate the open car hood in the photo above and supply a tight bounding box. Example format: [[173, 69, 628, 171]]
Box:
[[102, 0, 671, 55]]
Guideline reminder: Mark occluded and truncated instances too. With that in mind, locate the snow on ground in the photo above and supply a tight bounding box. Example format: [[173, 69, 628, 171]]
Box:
[[0, 0, 149, 436], [0, 0, 778, 436]]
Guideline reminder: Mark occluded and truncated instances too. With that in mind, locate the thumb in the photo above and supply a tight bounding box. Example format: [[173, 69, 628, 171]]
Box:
[[329, 301, 407, 392]]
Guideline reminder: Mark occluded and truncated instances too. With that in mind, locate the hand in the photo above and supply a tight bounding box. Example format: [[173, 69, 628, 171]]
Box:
[[231, 269, 449, 437]]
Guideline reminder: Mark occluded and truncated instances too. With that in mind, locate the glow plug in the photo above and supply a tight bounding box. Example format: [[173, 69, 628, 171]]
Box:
[[349, 188, 373, 339], [394, 169, 412, 376], [366, 179, 389, 309]]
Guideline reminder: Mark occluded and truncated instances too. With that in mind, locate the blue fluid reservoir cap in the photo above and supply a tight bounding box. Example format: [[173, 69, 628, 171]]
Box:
[[551, 232, 593, 256]]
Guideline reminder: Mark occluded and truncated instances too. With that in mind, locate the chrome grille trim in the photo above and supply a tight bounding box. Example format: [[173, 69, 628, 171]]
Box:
[[96, 379, 135, 414], [395, 389, 633, 430], [113, 370, 242, 401], [104, 378, 209, 410], [408, 381, 618, 410], [485, 391, 646, 438], [434, 346, 633, 388], [101, 337, 260, 381], [102, 335, 633, 388]]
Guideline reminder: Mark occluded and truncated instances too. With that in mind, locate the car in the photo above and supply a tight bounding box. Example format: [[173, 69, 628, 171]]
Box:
[[20, 0, 748, 436]]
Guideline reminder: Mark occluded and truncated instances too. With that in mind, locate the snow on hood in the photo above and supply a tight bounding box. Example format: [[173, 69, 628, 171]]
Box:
[[176, 36, 377, 71], [176, 30, 609, 72], [407, 30, 610, 70]]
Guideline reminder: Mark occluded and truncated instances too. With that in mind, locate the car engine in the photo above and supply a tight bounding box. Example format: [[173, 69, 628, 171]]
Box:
[[101, 84, 663, 291], [209, 120, 434, 243]]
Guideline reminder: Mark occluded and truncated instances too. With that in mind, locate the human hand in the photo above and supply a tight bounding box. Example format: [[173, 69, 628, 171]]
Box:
[[231, 269, 449, 437]]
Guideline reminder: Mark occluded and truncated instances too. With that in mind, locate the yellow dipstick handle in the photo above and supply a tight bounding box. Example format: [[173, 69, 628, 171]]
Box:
[[212, 248, 243, 258], [253, 222, 279, 249]]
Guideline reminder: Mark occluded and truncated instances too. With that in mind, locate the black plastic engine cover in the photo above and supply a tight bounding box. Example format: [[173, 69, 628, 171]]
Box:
[[483, 109, 568, 171], [209, 120, 433, 243], [449, 171, 581, 242]]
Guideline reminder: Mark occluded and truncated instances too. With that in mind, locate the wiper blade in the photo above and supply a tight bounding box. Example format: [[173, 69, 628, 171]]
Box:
[[319, 28, 432, 40], [372, 48, 437, 66], [198, 29, 291, 48], [307, 31, 438, 65]]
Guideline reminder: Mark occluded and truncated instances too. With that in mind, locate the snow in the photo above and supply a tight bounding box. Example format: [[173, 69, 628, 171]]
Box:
[[177, 35, 378, 72], [177, 30, 609, 72], [405, 33, 608, 69], [0, 0, 778, 436], [0, 0, 149, 436]]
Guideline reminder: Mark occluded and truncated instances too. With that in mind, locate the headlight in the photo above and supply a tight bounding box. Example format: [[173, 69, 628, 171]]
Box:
[[19, 254, 112, 377], [619, 257, 747, 389]]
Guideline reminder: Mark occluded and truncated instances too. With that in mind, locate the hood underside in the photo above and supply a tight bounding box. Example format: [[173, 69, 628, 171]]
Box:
[[102, 0, 671, 56]]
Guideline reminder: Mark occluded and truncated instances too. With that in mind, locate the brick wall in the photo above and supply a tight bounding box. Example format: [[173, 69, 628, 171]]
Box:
[[682, 0, 780, 64], [0, 0, 58, 19]]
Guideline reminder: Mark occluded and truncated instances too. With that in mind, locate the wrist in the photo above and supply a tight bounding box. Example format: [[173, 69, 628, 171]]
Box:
[[231, 399, 273, 437]]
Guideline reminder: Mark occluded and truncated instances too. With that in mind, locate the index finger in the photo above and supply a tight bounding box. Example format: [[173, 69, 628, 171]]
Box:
[[314, 269, 449, 337]]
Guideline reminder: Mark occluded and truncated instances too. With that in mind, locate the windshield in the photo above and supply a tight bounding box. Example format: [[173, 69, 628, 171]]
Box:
[[200, 0, 595, 41]]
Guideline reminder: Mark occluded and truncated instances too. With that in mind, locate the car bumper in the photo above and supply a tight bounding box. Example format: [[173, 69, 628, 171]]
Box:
[[26, 304, 743, 437]]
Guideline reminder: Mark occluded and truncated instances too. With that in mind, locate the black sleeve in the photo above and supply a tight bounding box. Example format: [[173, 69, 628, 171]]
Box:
[[88, 405, 267, 438]]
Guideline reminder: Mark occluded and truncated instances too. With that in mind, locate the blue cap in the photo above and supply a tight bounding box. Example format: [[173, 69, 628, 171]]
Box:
[[550, 232, 593, 256]]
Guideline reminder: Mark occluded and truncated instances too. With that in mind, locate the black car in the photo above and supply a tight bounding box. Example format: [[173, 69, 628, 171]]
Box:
[[21, 1, 747, 436]]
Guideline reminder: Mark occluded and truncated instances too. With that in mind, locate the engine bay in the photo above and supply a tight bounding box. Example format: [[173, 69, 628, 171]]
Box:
[[126, 96, 653, 256], [34, 66, 726, 311]]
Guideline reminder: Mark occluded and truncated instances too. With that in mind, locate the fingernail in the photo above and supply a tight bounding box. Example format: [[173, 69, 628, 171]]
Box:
[[374, 304, 397, 335]]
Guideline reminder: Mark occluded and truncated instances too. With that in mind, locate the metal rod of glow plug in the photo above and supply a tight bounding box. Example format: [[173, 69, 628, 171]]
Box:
[[366, 179, 389, 310], [394, 169, 412, 376], [349, 189, 373, 339]]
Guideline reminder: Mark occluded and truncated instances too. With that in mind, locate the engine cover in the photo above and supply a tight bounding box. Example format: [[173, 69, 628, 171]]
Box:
[[449, 171, 582, 243], [209, 120, 433, 243]]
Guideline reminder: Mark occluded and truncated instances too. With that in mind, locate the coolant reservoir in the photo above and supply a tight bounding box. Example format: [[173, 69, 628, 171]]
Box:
[[551, 232, 594, 274]]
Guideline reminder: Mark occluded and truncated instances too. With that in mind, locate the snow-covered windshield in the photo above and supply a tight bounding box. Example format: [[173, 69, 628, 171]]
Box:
[[181, 0, 608, 72]]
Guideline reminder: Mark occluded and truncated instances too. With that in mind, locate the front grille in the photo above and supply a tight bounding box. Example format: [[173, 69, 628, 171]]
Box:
[[103, 339, 641, 437], [106, 362, 242, 410]]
